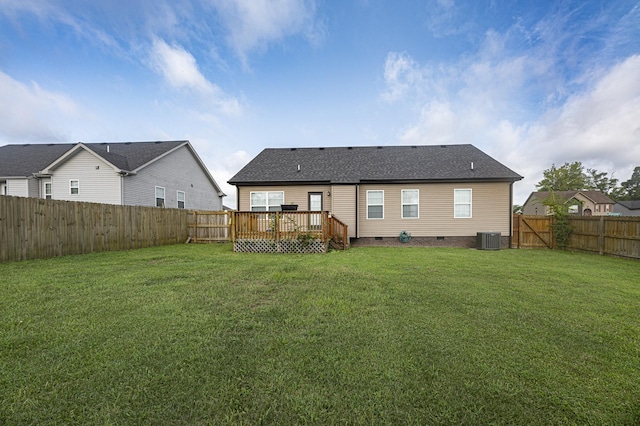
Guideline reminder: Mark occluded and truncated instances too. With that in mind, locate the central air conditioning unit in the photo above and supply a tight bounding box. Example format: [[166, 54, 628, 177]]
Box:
[[477, 232, 501, 250]]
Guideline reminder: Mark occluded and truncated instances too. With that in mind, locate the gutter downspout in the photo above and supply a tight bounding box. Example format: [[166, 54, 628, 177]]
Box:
[[355, 184, 359, 239], [509, 182, 514, 249]]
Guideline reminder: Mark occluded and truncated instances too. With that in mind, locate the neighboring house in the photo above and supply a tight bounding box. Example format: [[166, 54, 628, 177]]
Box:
[[228, 144, 523, 247], [614, 200, 640, 216], [0, 141, 225, 210], [522, 190, 614, 216]]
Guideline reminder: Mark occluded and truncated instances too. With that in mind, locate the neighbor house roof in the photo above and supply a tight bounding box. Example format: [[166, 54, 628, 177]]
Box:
[[0, 141, 187, 177], [0, 140, 225, 195], [525, 190, 614, 206], [41, 141, 189, 174], [616, 200, 640, 210], [0, 143, 75, 178], [228, 144, 523, 185]]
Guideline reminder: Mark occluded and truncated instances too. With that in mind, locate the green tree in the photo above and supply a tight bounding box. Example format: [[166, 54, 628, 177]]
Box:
[[536, 162, 587, 191], [620, 166, 640, 200], [585, 168, 623, 200]]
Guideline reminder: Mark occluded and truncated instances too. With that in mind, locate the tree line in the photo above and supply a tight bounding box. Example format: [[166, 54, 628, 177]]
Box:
[[535, 162, 640, 201]]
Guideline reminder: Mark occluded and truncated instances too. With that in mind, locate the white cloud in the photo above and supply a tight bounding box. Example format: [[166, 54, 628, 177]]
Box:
[[211, 0, 321, 65], [0, 71, 86, 142], [382, 52, 425, 102], [151, 38, 217, 93], [384, 43, 640, 204], [150, 39, 242, 116], [519, 54, 640, 191], [0, 0, 120, 51]]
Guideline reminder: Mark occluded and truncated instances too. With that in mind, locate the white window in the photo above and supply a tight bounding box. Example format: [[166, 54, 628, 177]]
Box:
[[367, 190, 384, 219], [70, 180, 79, 195], [402, 189, 419, 219], [155, 186, 165, 207], [177, 191, 185, 209], [454, 189, 472, 218], [45, 183, 52, 199], [568, 205, 579, 214], [250, 191, 284, 211]]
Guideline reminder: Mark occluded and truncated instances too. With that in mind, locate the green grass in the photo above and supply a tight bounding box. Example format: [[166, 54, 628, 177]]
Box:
[[1, 245, 639, 425]]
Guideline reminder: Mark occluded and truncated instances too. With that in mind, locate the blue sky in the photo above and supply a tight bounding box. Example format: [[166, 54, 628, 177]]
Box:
[[1, 0, 639, 207]]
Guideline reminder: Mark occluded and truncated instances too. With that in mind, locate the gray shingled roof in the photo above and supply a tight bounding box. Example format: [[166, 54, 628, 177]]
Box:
[[617, 200, 640, 210], [228, 144, 523, 185], [0, 141, 187, 177], [0, 143, 75, 177]]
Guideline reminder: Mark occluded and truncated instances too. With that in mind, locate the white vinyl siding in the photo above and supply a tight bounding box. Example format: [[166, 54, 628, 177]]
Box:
[[402, 189, 419, 219], [454, 189, 472, 218], [177, 190, 185, 209], [122, 145, 223, 210], [250, 191, 284, 211], [50, 149, 121, 204], [155, 186, 165, 207], [5, 179, 29, 197], [367, 190, 384, 219]]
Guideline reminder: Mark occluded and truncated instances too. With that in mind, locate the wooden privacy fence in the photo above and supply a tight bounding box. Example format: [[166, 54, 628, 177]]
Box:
[[187, 211, 230, 243], [512, 214, 640, 260], [1, 197, 347, 262], [1, 195, 189, 262]]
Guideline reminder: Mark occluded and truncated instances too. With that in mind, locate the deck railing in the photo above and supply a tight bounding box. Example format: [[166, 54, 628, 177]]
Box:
[[232, 211, 348, 250]]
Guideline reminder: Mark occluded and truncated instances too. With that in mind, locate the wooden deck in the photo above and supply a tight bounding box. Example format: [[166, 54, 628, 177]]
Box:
[[232, 211, 348, 252]]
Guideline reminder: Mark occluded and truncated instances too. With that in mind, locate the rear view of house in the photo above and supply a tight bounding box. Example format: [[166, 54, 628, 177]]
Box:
[[228, 144, 523, 248], [0, 141, 225, 210]]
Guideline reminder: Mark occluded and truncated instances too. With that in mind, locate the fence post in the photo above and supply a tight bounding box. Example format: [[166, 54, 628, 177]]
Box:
[[598, 215, 605, 256], [193, 211, 198, 243], [230, 211, 235, 242]]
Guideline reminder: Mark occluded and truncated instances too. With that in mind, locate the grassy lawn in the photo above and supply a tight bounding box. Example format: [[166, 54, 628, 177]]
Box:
[[1, 245, 639, 425]]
